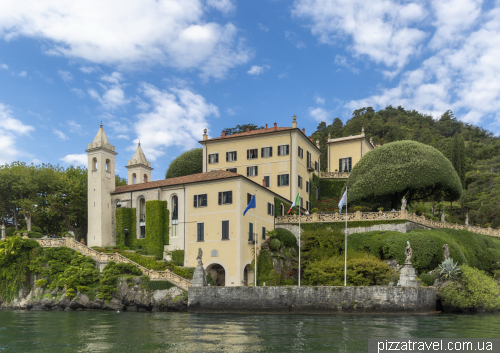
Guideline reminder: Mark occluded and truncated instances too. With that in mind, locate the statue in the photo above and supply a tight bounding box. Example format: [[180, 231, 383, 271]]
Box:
[[327, 133, 331, 140], [405, 241, 413, 265], [401, 196, 407, 211], [465, 213, 469, 226], [441, 212, 446, 223], [196, 248, 203, 267], [443, 244, 450, 261], [0, 224, 5, 240]]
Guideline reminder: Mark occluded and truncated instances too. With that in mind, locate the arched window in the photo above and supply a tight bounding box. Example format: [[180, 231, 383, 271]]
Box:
[[139, 197, 146, 238], [143, 174, 148, 183], [171, 195, 178, 237], [105, 159, 110, 172], [279, 203, 284, 216], [92, 158, 97, 171], [115, 200, 121, 208], [132, 173, 137, 185]]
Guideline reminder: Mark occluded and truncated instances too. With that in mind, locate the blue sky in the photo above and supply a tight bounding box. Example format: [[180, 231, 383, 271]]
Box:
[[0, 0, 499, 180]]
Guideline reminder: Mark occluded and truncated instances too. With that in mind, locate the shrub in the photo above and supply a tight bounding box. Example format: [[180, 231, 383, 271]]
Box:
[[36, 279, 48, 288], [419, 273, 435, 287], [144, 200, 169, 259], [353, 206, 362, 212], [170, 250, 184, 266], [269, 228, 297, 248], [14, 231, 43, 238], [270, 238, 281, 250], [172, 267, 194, 279], [311, 208, 318, 214], [440, 265, 500, 312], [438, 258, 461, 280], [304, 252, 395, 286], [206, 275, 215, 286], [5, 227, 16, 237], [319, 179, 347, 199], [301, 228, 344, 266], [98, 261, 142, 300], [165, 148, 202, 178], [119, 252, 167, 271]]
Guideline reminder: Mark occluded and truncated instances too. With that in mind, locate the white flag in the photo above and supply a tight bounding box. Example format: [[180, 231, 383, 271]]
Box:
[[338, 189, 347, 212]]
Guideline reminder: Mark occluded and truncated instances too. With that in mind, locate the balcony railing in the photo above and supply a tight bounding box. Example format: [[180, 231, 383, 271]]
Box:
[[319, 171, 350, 179]]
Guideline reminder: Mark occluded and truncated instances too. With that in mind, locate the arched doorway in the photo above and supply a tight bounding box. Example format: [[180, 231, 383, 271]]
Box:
[[243, 264, 254, 286], [206, 264, 225, 286], [279, 203, 284, 216]]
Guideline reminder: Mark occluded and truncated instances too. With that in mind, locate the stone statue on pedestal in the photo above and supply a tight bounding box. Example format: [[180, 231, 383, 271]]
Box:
[[0, 224, 5, 240], [405, 241, 413, 265], [401, 196, 407, 211], [465, 213, 469, 226], [192, 248, 207, 287], [400, 241, 417, 287], [443, 244, 450, 261], [441, 212, 446, 223]]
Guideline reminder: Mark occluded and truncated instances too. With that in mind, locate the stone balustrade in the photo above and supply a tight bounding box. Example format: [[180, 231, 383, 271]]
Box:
[[276, 210, 500, 238], [32, 237, 192, 291], [319, 171, 350, 179]]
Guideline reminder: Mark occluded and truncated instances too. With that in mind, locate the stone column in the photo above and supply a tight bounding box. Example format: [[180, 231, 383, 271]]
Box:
[[1, 224, 5, 240]]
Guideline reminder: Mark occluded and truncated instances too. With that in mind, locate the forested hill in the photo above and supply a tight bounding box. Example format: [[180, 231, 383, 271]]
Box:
[[311, 106, 500, 227]]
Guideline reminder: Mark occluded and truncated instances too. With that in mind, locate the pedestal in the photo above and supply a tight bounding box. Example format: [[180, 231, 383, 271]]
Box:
[[399, 264, 417, 287], [192, 265, 207, 287]]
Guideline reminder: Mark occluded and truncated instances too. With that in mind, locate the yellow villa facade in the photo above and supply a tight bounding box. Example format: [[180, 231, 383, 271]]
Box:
[[326, 128, 374, 174], [200, 116, 321, 213]]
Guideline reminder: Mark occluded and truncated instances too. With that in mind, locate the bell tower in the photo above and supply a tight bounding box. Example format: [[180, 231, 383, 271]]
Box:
[[86, 123, 117, 247], [126, 142, 153, 185]]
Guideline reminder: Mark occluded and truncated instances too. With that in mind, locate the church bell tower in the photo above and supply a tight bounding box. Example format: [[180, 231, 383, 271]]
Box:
[[86, 123, 117, 247]]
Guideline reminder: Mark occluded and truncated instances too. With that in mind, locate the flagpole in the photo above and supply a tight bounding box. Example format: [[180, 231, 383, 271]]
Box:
[[298, 189, 301, 287], [344, 188, 347, 287], [254, 190, 257, 287]]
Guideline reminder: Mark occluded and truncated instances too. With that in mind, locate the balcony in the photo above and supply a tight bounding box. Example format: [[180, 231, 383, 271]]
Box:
[[319, 171, 350, 179]]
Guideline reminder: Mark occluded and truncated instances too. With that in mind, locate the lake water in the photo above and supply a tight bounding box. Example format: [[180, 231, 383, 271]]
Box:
[[0, 311, 499, 352]]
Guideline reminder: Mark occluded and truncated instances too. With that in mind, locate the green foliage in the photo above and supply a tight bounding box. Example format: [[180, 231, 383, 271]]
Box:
[[440, 265, 500, 312], [299, 220, 406, 232], [224, 124, 264, 135], [310, 174, 320, 209], [301, 228, 344, 266], [438, 258, 461, 280], [419, 273, 435, 286], [304, 252, 395, 286], [311, 208, 318, 213], [170, 250, 184, 266], [206, 275, 215, 286], [275, 197, 291, 217], [98, 261, 142, 300], [319, 179, 347, 199], [144, 200, 169, 259], [36, 279, 48, 288], [14, 231, 43, 238], [171, 266, 194, 279], [147, 280, 175, 291], [165, 148, 202, 179], [119, 251, 167, 271], [270, 238, 281, 250], [347, 141, 462, 209], [269, 228, 297, 248], [6, 228, 16, 237], [115, 208, 137, 248]]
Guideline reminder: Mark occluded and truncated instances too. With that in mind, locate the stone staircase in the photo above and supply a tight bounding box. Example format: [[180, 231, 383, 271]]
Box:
[[33, 237, 192, 291]]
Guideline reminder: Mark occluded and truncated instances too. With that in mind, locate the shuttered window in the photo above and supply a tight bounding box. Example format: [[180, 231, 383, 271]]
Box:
[[277, 145, 289, 156], [197, 223, 204, 241], [298, 175, 303, 189], [226, 168, 237, 173], [262, 227, 266, 240], [267, 202, 274, 216], [247, 166, 258, 176], [218, 191, 233, 205], [249, 222, 254, 241], [261, 147, 272, 158], [247, 149, 258, 159], [194, 194, 207, 207], [222, 220, 229, 240], [226, 151, 237, 162], [208, 153, 219, 164], [307, 151, 311, 168], [339, 157, 352, 172], [264, 176, 270, 188], [277, 174, 289, 186], [298, 146, 303, 158]]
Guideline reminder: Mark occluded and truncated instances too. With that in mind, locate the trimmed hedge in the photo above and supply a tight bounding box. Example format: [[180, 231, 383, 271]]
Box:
[[144, 200, 169, 259], [298, 220, 407, 232], [319, 179, 346, 199], [269, 228, 297, 248], [115, 207, 136, 248], [14, 231, 43, 238], [165, 148, 202, 179], [310, 174, 320, 209]]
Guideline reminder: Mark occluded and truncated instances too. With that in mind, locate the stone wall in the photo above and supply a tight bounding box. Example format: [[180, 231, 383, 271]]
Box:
[[188, 286, 437, 313], [276, 221, 429, 238]]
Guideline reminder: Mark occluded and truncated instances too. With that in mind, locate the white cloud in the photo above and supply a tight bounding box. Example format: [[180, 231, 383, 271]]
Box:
[[207, 0, 235, 14], [0, 103, 35, 164], [285, 31, 306, 49], [334, 55, 359, 74], [70, 88, 85, 98], [67, 120, 82, 133], [258, 23, 269, 32], [60, 153, 87, 167], [0, 64, 7, 70], [79, 66, 99, 74], [292, 0, 427, 70], [134, 83, 218, 160], [58, 70, 73, 82], [308, 107, 331, 122], [89, 72, 129, 110], [116, 134, 129, 139], [53, 129, 69, 140], [315, 96, 325, 105], [225, 107, 237, 116], [0, 0, 250, 79], [247, 65, 270, 75], [18, 71, 27, 77]]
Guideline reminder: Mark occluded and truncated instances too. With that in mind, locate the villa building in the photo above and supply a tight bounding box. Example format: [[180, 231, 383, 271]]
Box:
[[326, 128, 374, 174]]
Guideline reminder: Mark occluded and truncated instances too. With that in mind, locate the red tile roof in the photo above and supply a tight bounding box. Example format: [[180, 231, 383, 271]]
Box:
[[201, 126, 295, 142], [112, 170, 240, 194]]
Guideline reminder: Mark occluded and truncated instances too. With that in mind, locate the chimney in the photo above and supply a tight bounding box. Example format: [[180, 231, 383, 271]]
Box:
[[203, 128, 208, 141], [274, 122, 277, 130], [247, 126, 250, 132], [222, 130, 226, 137], [292, 115, 297, 128], [262, 178, 266, 187], [310, 137, 313, 142], [302, 128, 305, 134]]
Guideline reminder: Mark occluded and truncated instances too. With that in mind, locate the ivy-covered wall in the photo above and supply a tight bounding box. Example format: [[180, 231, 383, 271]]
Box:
[[309, 174, 320, 209], [319, 179, 347, 199], [115, 207, 136, 248], [144, 200, 169, 259], [274, 197, 291, 217]]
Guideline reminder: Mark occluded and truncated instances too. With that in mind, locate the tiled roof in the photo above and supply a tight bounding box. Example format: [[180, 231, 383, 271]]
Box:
[[112, 170, 240, 194], [201, 127, 295, 142]]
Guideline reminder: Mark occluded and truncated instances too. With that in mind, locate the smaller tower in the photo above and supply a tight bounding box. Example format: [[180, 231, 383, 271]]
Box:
[[126, 142, 153, 185]]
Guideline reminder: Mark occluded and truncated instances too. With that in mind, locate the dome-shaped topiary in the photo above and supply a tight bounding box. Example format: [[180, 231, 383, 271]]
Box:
[[270, 238, 281, 250], [346, 140, 462, 209], [165, 148, 203, 179]]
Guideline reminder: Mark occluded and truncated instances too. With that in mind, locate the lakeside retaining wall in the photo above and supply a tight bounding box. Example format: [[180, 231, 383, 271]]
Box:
[[188, 286, 437, 313]]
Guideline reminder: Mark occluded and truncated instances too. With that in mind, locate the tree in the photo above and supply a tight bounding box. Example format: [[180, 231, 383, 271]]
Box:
[[165, 148, 203, 179], [346, 141, 463, 209], [224, 124, 264, 136]]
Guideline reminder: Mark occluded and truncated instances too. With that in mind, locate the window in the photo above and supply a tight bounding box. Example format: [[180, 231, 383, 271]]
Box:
[[208, 153, 219, 164], [226, 168, 237, 173], [300, 197, 303, 209], [139, 198, 146, 239], [277, 174, 289, 186], [115, 200, 121, 208], [247, 149, 258, 159], [222, 220, 229, 240], [172, 195, 178, 238], [279, 203, 284, 216], [197, 223, 204, 241], [247, 193, 253, 205], [143, 174, 148, 183], [298, 146, 303, 159], [92, 158, 97, 171], [315, 161, 318, 172], [226, 151, 237, 162], [306, 201, 310, 212], [193, 194, 207, 207], [105, 159, 110, 172], [267, 202, 274, 216], [218, 191, 233, 205], [307, 151, 312, 168], [132, 173, 137, 184], [248, 222, 254, 241], [264, 176, 270, 188], [262, 227, 266, 240], [306, 181, 310, 194], [261, 147, 272, 158], [339, 157, 352, 173], [298, 175, 303, 189], [316, 187, 320, 199], [277, 145, 289, 156], [247, 166, 258, 177]]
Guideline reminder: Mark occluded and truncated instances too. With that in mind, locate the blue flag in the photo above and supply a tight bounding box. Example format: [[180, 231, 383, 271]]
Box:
[[243, 194, 256, 215], [338, 189, 347, 212]]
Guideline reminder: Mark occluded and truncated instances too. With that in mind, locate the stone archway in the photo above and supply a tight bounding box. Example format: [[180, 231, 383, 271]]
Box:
[[206, 263, 226, 286]]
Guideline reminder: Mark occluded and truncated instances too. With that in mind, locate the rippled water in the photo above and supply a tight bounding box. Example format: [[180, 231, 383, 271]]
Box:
[[0, 311, 499, 352]]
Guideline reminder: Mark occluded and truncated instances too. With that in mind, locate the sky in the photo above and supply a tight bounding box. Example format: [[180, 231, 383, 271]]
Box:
[[1, 0, 499, 180]]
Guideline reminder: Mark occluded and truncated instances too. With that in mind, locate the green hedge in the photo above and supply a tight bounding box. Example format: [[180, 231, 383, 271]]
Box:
[[14, 231, 43, 238], [319, 179, 347, 199], [275, 197, 291, 217], [146, 280, 175, 291], [297, 220, 407, 232], [115, 208, 137, 248], [310, 174, 320, 209], [144, 200, 169, 259]]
